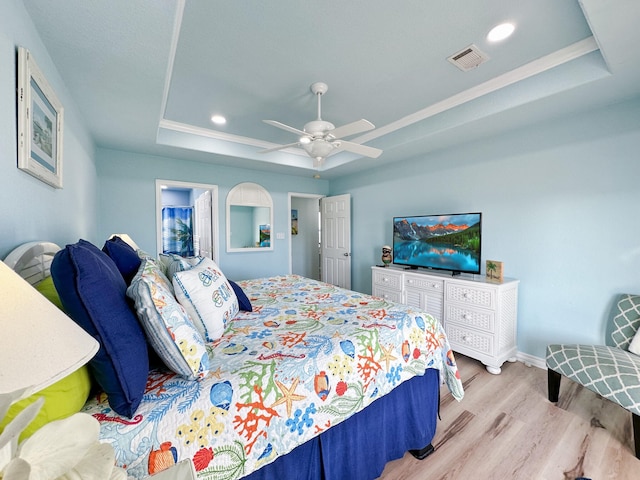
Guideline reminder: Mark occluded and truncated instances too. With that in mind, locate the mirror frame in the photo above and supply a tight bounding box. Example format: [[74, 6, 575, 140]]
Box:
[[226, 182, 274, 252]]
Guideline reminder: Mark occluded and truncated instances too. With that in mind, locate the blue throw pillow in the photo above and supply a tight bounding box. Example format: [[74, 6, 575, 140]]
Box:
[[229, 279, 252, 312], [51, 239, 148, 417], [102, 236, 141, 285]]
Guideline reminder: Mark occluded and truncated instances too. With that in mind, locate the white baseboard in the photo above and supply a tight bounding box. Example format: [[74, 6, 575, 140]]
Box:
[[515, 351, 546, 370]]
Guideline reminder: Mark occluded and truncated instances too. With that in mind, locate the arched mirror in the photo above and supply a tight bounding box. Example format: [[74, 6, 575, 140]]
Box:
[[226, 182, 273, 252]]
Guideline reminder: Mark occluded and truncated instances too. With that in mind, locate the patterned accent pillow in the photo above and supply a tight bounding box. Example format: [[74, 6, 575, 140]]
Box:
[[127, 257, 210, 380], [173, 257, 239, 342], [158, 253, 202, 278]]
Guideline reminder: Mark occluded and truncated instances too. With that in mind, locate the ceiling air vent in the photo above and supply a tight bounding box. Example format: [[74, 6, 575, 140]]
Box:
[[447, 44, 490, 71]]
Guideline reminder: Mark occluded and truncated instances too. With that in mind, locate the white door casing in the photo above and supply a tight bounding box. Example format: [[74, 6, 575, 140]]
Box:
[[321, 194, 351, 289], [194, 190, 213, 259]]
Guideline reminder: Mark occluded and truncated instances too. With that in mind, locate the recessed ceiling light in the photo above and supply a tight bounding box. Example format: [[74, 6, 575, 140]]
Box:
[[487, 23, 515, 42], [211, 114, 226, 125]]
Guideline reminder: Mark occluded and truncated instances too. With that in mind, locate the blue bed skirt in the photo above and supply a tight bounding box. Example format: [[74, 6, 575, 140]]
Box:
[[244, 368, 440, 480]]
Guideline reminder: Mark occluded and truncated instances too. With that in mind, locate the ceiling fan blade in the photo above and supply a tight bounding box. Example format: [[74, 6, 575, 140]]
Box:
[[258, 142, 300, 154], [334, 140, 382, 159], [263, 120, 307, 137], [329, 119, 375, 140]]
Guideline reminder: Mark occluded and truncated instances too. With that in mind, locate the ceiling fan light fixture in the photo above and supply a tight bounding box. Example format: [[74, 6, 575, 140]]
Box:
[[261, 81, 382, 166], [303, 139, 335, 159]]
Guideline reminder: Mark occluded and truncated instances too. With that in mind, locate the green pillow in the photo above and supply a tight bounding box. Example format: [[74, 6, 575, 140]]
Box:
[[35, 275, 64, 310], [0, 367, 92, 441], [0, 276, 92, 441]]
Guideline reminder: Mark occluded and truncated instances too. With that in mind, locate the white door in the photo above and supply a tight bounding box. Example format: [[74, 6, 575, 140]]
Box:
[[194, 190, 213, 259], [321, 194, 351, 289]]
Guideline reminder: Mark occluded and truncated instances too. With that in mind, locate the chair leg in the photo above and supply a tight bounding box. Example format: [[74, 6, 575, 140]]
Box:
[[547, 369, 561, 403], [633, 413, 640, 459]]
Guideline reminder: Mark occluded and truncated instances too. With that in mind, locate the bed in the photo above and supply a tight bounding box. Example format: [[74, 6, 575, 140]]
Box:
[[5, 239, 464, 480]]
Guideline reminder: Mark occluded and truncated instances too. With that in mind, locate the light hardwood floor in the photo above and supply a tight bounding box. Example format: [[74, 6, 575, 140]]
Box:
[[378, 354, 639, 480]]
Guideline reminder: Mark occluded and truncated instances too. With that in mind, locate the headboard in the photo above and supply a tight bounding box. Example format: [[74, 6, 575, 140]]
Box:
[[3, 241, 61, 286]]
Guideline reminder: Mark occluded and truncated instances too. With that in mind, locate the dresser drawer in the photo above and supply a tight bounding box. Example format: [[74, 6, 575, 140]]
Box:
[[446, 323, 493, 356], [446, 282, 495, 309], [372, 269, 403, 291], [372, 286, 402, 303], [446, 305, 494, 333], [404, 273, 444, 292]]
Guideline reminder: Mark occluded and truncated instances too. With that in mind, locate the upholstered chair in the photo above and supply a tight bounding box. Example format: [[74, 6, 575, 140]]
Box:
[[546, 294, 640, 458]]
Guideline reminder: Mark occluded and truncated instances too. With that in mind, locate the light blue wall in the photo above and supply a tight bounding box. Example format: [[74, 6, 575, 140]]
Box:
[[0, 0, 98, 258], [96, 148, 329, 280], [162, 189, 191, 206], [331, 98, 640, 359], [4, 0, 639, 362]]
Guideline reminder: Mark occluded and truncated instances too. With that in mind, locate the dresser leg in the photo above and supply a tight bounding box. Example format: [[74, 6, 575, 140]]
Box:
[[485, 365, 502, 375]]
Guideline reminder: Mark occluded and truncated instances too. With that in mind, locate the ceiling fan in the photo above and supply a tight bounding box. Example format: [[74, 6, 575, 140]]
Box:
[[260, 82, 382, 167]]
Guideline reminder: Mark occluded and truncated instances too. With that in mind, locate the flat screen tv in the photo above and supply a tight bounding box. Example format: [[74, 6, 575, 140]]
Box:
[[392, 212, 482, 275]]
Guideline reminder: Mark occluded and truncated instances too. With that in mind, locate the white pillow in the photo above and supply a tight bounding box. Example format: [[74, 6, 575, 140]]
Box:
[[173, 257, 239, 342], [629, 328, 640, 355]]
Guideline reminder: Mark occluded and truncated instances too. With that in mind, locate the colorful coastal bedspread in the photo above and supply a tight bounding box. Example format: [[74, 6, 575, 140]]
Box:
[[82, 275, 464, 479]]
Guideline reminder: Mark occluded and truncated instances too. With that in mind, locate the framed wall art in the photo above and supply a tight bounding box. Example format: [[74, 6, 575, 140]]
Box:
[[17, 47, 64, 188]]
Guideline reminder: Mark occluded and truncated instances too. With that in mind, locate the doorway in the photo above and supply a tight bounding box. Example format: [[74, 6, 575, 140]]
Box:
[[289, 193, 323, 280], [155, 180, 219, 261]]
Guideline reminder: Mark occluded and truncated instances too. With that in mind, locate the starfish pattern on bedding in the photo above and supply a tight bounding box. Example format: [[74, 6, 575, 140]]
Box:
[[271, 378, 305, 417], [380, 344, 398, 372]]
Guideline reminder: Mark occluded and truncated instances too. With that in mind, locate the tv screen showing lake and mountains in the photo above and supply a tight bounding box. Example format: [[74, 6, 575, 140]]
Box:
[[392, 213, 481, 274]]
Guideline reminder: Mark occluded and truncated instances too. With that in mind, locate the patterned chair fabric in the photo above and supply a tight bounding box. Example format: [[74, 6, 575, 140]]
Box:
[[546, 294, 640, 457], [608, 294, 640, 350], [546, 344, 640, 415]]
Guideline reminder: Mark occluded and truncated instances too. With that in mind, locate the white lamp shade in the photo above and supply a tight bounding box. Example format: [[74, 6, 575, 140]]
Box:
[[0, 260, 99, 397]]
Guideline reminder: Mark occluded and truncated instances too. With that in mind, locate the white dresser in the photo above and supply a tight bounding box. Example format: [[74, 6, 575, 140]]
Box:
[[371, 266, 519, 374]]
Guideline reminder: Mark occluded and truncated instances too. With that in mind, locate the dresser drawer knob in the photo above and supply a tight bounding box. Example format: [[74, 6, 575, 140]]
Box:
[[464, 314, 471, 320], [463, 292, 470, 298], [462, 335, 470, 343]]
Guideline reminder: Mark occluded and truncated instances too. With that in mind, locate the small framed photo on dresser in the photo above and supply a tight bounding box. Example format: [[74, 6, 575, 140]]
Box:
[[485, 260, 503, 282]]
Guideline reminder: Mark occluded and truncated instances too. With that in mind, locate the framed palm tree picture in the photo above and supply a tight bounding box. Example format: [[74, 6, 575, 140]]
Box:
[[486, 260, 503, 282], [17, 47, 64, 189]]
